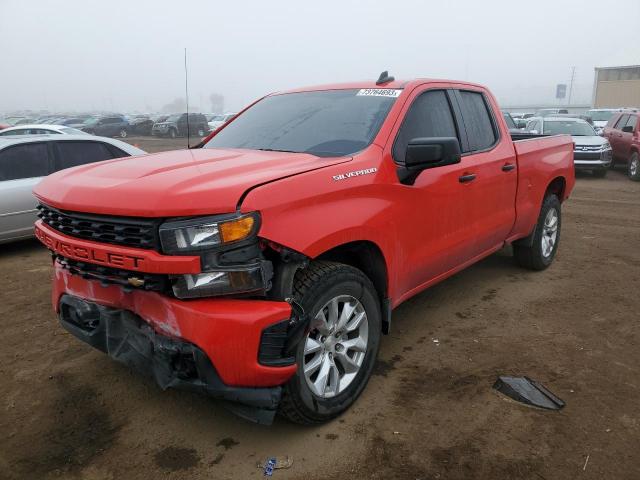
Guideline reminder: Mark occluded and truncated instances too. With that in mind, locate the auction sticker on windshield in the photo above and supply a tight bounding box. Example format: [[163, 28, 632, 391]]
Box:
[[356, 89, 402, 97]]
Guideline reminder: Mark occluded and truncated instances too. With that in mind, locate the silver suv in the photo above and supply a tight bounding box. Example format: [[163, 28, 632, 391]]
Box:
[[0, 134, 145, 244]]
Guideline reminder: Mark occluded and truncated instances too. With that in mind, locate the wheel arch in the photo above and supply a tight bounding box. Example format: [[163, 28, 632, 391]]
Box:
[[315, 240, 389, 302], [545, 176, 566, 202]]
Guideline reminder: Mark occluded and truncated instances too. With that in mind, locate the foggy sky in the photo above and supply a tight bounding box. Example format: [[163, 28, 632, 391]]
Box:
[[1, 0, 638, 114]]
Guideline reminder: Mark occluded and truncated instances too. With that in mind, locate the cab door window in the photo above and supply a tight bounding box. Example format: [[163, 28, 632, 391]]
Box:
[[455, 90, 498, 152], [392, 89, 459, 163]]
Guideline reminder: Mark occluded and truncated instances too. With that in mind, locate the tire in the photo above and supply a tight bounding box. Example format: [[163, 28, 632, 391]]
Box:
[[119, 129, 128, 138], [169, 128, 177, 139], [592, 168, 607, 178], [197, 128, 205, 137], [628, 153, 640, 181], [513, 194, 561, 271], [279, 261, 381, 424]]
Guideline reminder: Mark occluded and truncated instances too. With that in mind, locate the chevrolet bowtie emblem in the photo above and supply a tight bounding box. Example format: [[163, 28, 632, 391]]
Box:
[[127, 277, 145, 287]]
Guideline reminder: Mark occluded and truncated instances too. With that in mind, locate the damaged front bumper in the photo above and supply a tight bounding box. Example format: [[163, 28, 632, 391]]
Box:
[[59, 295, 282, 424], [52, 264, 298, 424]]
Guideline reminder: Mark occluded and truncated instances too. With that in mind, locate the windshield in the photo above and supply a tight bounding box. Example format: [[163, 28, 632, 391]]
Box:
[[211, 115, 225, 121], [588, 110, 616, 122], [83, 118, 98, 125], [543, 120, 596, 136], [60, 127, 87, 134], [166, 114, 182, 122], [204, 89, 400, 157], [503, 113, 516, 129]]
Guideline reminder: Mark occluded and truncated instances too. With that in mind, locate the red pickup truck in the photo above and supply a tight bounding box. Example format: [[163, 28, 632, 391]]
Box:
[[33, 76, 575, 424]]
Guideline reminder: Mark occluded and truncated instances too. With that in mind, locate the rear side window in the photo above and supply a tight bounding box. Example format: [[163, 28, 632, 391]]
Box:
[[54, 141, 115, 171], [393, 90, 458, 163], [0, 143, 50, 181], [614, 114, 629, 129], [457, 91, 497, 152], [625, 115, 637, 131]]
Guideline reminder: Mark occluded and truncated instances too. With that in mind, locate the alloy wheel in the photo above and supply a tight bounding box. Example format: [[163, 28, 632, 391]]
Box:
[[303, 295, 368, 398], [541, 208, 558, 258]]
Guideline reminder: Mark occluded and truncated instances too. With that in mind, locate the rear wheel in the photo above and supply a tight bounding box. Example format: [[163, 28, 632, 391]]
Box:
[[279, 261, 381, 424], [628, 153, 640, 181], [513, 194, 561, 271], [119, 129, 128, 138]]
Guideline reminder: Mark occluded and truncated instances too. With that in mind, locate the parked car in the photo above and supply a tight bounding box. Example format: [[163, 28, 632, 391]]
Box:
[[536, 108, 569, 117], [526, 116, 612, 177], [602, 110, 640, 180], [81, 116, 131, 138], [152, 113, 209, 138], [33, 77, 575, 424], [4, 117, 36, 126], [502, 111, 521, 133], [550, 113, 593, 125], [59, 117, 92, 127], [0, 135, 145, 244], [207, 112, 237, 132], [588, 109, 619, 132], [129, 115, 155, 136], [0, 124, 87, 136]]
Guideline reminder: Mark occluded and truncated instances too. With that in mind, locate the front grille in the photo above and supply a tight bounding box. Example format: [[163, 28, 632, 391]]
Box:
[[56, 254, 170, 293], [575, 145, 603, 152], [38, 204, 161, 250]]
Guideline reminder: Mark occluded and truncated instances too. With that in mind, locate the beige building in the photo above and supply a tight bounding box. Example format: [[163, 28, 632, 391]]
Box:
[[592, 65, 640, 108]]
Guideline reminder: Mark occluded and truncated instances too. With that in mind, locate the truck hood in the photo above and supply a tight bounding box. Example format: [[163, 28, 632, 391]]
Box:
[[34, 148, 350, 217], [572, 135, 608, 147]]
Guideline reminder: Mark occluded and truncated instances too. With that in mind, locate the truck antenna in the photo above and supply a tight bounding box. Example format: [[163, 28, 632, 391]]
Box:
[[376, 71, 394, 85], [184, 47, 190, 148]]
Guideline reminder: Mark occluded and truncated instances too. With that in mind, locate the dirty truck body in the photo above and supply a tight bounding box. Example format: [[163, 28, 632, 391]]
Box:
[[33, 78, 575, 424]]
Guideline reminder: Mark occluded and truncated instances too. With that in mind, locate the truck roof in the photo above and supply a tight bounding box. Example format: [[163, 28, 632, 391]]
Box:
[[276, 78, 487, 95]]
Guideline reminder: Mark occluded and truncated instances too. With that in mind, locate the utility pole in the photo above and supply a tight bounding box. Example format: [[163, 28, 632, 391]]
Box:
[[567, 66, 576, 107]]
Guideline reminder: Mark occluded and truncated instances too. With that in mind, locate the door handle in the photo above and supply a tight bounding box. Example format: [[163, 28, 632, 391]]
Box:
[[502, 164, 516, 172], [459, 173, 476, 183]]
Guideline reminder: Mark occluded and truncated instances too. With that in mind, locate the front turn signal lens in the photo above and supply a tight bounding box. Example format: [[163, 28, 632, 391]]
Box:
[[220, 215, 255, 243]]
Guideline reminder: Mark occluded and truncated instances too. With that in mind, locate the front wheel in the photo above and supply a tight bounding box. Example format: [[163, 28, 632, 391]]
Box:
[[628, 153, 640, 181], [279, 261, 381, 424], [513, 194, 561, 271], [169, 128, 177, 139]]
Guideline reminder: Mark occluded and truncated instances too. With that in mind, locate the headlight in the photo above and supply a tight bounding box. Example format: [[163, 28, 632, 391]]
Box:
[[602, 142, 611, 150], [159, 213, 259, 254], [159, 212, 267, 299], [171, 266, 267, 299]]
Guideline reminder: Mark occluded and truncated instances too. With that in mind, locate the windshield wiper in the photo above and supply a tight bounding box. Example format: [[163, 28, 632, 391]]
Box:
[[255, 148, 301, 154]]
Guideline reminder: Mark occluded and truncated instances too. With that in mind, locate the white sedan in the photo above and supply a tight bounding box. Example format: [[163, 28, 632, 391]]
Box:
[[0, 124, 88, 136], [0, 134, 146, 244]]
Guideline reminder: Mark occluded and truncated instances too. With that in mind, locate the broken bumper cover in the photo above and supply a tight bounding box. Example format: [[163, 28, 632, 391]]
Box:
[[59, 294, 281, 423], [51, 264, 297, 423]]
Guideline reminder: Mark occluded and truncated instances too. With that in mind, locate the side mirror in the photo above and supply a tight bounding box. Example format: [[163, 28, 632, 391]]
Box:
[[622, 125, 633, 133], [398, 137, 461, 185]]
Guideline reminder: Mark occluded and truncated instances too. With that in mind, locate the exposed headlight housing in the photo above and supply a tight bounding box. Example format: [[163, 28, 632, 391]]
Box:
[[159, 213, 259, 254], [171, 266, 268, 299], [159, 212, 267, 299]]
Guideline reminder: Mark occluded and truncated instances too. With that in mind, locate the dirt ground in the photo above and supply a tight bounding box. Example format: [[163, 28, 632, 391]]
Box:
[[1, 137, 639, 479]]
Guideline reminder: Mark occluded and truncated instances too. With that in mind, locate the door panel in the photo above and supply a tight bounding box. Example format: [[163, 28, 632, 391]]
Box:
[[609, 114, 627, 159], [386, 87, 471, 295], [0, 178, 42, 241], [443, 89, 517, 270]]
